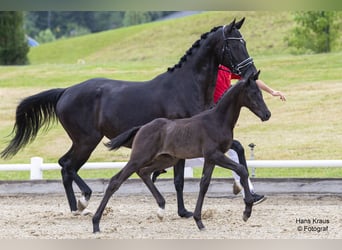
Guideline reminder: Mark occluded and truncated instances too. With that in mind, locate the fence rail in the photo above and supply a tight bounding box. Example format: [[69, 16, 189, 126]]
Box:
[[1, 157, 342, 180]]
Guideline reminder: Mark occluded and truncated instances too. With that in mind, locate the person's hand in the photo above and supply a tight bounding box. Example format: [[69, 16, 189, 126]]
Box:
[[271, 90, 286, 101]]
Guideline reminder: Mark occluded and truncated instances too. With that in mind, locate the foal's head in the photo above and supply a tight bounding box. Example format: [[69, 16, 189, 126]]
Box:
[[240, 71, 271, 121]]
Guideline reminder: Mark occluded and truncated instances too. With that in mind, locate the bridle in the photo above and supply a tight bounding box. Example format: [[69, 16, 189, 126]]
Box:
[[221, 25, 254, 75]]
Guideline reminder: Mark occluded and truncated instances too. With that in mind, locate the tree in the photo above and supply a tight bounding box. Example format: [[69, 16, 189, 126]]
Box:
[[286, 11, 340, 54], [123, 11, 152, 26], [0, 11, 29, 65], [35, 29, 56, 43]]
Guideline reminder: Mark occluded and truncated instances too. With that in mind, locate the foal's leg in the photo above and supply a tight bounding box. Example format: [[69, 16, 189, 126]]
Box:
[[138, 157, 180, 220], [209, 151, 254, 221], [138, 170, 166, 220], [92, 163, 138, 233], [173, 159, 193, 218], [193, 160, 215, 230]]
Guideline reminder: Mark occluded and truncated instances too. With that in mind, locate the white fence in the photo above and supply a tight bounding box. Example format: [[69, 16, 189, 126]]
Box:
[[0, 157, 342, 180]]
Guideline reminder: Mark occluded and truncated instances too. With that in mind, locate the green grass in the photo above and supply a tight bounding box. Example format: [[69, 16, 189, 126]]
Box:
[[1, 11, 342, 180]]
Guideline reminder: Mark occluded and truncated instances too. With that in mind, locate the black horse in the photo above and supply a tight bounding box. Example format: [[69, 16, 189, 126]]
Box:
[[92, 71, 271, 232], [1, 18, 256, 215]]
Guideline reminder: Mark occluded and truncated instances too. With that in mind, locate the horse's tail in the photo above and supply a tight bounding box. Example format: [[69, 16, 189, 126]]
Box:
[[1, 88, 66, 159], [105, 126, 141, 151]]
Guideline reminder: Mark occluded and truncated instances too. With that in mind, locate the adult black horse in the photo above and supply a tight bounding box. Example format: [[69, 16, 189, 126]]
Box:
[[1, 18, 256, 215]]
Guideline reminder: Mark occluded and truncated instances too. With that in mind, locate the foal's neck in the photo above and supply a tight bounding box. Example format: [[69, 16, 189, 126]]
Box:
[[214, 83, 244, 130]]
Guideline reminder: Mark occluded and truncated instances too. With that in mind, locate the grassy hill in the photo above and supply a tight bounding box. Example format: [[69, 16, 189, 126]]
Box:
[[0, 11, 342, 179], [27, 11, 296, 65]]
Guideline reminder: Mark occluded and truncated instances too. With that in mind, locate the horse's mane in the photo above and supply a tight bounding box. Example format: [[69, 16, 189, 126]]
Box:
[[167, 26, 222, 72]]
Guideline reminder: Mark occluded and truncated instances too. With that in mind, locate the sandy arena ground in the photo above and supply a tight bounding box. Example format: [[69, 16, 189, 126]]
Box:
[[0, 193, 341, 239]]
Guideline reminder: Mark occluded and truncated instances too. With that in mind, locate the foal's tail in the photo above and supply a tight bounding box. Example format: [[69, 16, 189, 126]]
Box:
[[105, 126, 141, 151], [1, 88, 66, 159]]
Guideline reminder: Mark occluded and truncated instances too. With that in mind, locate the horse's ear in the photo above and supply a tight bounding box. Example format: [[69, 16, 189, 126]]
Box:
[[235, 17, 245, 30], [253, 70, 261, 81], [231, 18, 236, 27], [225, 18, 236, 33]]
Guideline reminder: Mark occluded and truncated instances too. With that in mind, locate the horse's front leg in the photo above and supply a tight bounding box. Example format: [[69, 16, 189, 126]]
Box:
[[173, 159, 193, 218], [210, 151, 253, 221], [193, 160, 215, 230]]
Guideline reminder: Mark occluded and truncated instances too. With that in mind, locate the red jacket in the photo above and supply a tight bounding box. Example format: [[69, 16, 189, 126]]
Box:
[[213, 65, 241, 103]]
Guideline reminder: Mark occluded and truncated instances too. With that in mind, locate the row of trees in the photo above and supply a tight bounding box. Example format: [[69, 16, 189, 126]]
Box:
[[0, 11, 174, 65], [25, 11, 174, 43], [0, 11, 340, 65]]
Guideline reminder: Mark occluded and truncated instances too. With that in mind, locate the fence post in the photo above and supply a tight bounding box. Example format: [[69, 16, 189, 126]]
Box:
[[30, 157, 43, 180], [248, 143, 256, 177], [184, 166, 194, 178]]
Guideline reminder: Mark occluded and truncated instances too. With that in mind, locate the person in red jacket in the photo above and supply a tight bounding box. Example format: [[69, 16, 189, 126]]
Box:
[[213, 65, 286, 204]]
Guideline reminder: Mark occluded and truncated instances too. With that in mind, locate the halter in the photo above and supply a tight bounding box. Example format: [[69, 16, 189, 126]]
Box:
[[221, 25, 254, 75]]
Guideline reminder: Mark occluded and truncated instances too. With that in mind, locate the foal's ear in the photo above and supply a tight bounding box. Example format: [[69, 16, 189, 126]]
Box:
[[235, 17, 245, 29]]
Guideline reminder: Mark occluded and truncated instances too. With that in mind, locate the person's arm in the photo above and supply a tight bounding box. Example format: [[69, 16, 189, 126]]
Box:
[[256, 79, 286, 101]]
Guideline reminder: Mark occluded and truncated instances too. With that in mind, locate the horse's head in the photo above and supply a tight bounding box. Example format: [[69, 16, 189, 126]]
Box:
[[241, 71, 271, 122], [219, 18, 257, 78]]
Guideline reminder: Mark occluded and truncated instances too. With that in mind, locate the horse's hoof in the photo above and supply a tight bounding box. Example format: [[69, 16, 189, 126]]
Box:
[[81, 208, 92, 216], [71, 210, 81, 216], [179, 210, 193, 218], [77, 196, 89, 211], [157, 207, 165, 220]]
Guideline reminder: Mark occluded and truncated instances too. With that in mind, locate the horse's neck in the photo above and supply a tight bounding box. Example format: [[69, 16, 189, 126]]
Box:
[[172, 52, 220, 109]]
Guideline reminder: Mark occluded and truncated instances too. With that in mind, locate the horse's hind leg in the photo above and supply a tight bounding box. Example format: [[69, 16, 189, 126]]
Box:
[[59, 139, 101, 213]]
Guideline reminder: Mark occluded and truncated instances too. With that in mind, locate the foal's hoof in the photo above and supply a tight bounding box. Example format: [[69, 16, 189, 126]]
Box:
[[157, 207, 165, 220], [242, 212, 250, 222], [93, 227, 100, 234], [196, 220, 206, 230], [92, 218, 101, 233]]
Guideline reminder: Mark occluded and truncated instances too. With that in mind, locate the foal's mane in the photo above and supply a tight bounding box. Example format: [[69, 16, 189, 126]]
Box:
[[167, 26, 222, 72], [211, 78, 246, 108]]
